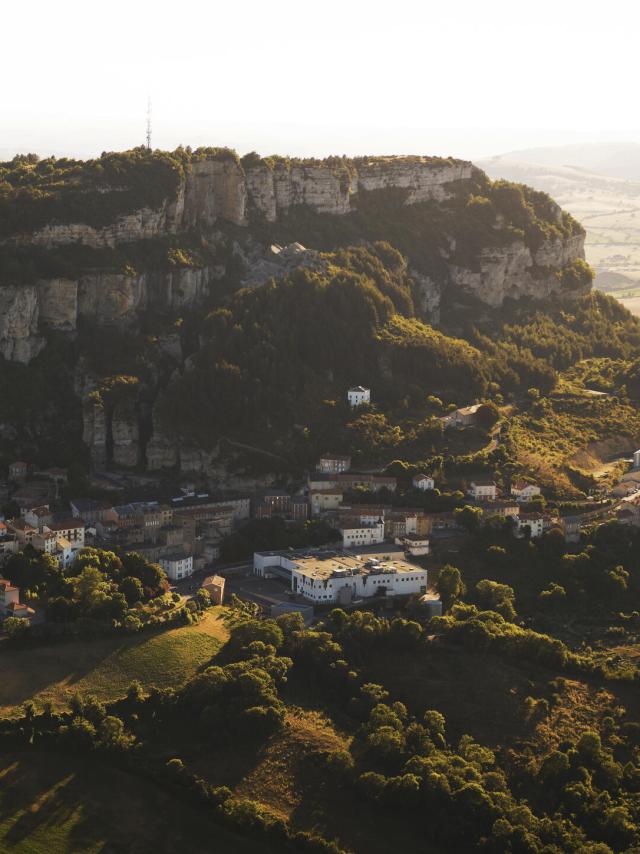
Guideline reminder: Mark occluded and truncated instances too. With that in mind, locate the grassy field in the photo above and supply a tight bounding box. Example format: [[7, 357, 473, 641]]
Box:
[[0, 609, 228, 716], [188, 707, 349, 821], [0, 751, 266, 854]]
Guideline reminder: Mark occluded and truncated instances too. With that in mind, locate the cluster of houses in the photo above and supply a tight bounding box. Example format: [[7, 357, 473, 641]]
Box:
[[307, 463, 566, 550]]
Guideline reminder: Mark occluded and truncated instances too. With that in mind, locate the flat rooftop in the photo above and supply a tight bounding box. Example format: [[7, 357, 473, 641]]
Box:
[[256, 546, 426, 582]]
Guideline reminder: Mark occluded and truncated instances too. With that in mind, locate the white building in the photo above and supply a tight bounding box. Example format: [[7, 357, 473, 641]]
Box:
[[634, 450, 640, 470], [254, 549, 428, 605], [32, 530, 57, 555], [160, 552, 194, 582], [347, 386, 371, 408], [53, 536, 80, 569], [317, 454, 351, 474], [412, 473, 435, 491], [340, 519, 385, 549], [310, 490, 344, 517], [512, 513, 545, 539], [48, 518, 86, 547], [398, 534, 430, 556], [468, 480, 497, 501], [440, 404, 483, 429], [510, 480, 541, 502]]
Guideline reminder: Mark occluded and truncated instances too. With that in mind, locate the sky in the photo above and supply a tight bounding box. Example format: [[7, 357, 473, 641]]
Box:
[[2, 0, 639, 161]]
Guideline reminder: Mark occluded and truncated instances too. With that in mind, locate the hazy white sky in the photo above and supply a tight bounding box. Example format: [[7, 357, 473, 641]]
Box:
[[2, 0, 639, 160]]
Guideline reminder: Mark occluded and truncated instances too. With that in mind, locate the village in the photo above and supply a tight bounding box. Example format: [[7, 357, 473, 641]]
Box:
[[2, 384, 640, 628]]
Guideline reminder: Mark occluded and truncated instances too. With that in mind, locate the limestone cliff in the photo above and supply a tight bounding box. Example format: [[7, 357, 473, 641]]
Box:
[[449, 234, 588, 308], [0, 149, 591, 473], [2, 156, 473, 249]]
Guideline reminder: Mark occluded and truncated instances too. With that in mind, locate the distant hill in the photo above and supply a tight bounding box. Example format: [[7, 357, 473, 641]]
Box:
[[494, 142, 640, 182]]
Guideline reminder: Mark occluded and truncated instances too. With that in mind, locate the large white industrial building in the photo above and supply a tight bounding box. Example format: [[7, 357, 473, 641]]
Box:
[[254, 548, 428, 605]]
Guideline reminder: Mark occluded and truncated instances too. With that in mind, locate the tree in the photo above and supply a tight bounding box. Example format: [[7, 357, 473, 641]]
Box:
[[436, 565, 467, 612], [2, 616, 29, 638], [454, 505, 483, 532], [119, 575, 144, 605], [475, 579, 516, 621]]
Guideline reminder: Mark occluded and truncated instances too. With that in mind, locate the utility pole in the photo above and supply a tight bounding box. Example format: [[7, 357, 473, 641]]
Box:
[[146, 96, 152, 150]]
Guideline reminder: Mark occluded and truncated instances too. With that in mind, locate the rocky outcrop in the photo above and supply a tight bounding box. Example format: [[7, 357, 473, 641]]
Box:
[[146, 431, 179, 470], [11, 195, 184, 250], [355, 158, 472, 204], [182, 160, 246, 228], [111, 400, 140, 467], [82, 400, 108, 466], [37, 278, 78, 332], [2, 157, 474, 248], [412, 270, 441, 324], [243, 157, 473, 221], [240, 242, 327, 288], [0, 266, 215, 364], [0, 285, 44, 363], [448, 234, 587, 307]]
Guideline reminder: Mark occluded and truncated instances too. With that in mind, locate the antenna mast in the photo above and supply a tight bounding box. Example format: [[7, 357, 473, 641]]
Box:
[[146, 96, 152, 150]]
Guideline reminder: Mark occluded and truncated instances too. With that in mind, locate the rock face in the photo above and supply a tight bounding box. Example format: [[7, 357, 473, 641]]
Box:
[[449, 234, 587, 308], [111, 400, 140, 467], [0, 285, 44, 363], [0, 152, 590, 475], [37, 278, 78, 332], [240, 242, 327, 288], [82, 400, 108, 466], [9, 196, 184, 250], [0, 266, 215, 364], [2, 157, 475, 248], [242, 158, 475, 222]]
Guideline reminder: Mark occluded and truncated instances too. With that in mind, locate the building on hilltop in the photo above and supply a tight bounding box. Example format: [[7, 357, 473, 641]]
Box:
[[347, 386, 371, 407]]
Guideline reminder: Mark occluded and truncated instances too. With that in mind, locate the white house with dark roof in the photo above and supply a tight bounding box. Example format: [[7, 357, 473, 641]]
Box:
[[317, 454, 352, 474], [468, 480, 498, 501], [510, 480, 541, 502], [412, 473, 435, 491], [339, 518, 385, 548], [347, 386, 371, 407]]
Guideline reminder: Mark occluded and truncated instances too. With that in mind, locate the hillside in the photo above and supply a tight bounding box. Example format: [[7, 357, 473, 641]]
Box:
[[493, 142, 640, 181], [0, 147, 593, 480], [479, 152, 640, 315]]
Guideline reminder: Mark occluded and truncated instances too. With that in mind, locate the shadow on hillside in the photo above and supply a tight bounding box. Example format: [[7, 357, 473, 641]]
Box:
[[0, 630, 161, 712], [0, 753, 106, 851]]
